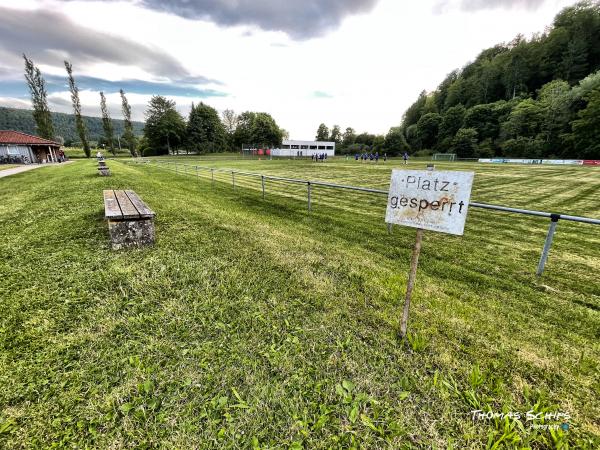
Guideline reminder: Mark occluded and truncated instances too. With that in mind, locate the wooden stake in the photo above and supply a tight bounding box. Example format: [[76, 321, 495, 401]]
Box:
[[400, 227, 424, 338]]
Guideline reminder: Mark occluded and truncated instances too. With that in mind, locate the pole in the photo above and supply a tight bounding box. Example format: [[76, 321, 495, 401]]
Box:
[[195, 165, 199, 182], [387, 223, 393, 234], [211, 169, 214, 187], [232, 171, 235, 190], [400, 228, 424, 338], [307, 182, 312, 212], [536, 214, 560, 276], [261, 175, 265, 199]]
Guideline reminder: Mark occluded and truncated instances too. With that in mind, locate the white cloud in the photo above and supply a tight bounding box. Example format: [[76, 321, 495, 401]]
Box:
[[0, 0, 580, 139]]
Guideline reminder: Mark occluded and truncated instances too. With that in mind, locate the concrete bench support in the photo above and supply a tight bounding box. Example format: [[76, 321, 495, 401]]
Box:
[[103, 190, 155, 249]]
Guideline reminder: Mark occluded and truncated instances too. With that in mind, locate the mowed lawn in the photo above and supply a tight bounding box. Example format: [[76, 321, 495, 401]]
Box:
[[0, 158, 598, 449]]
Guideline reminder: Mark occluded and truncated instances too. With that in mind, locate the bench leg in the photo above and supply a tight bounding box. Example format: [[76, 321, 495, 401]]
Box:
[[108, 219, 155, 249]]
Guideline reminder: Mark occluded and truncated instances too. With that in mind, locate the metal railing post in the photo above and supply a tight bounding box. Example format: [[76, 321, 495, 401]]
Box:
[[307, 181, 311, 212], [537, 214, 560, 277], [261, 175, 265, 199]]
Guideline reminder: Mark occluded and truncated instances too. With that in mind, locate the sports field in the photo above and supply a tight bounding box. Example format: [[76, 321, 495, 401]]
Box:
[[0, 157, 598, 448]]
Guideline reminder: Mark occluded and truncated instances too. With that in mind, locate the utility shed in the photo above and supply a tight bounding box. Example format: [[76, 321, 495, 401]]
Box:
[[0, 130, 61, 163]]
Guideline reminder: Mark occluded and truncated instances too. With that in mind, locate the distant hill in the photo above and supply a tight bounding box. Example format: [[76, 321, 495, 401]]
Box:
[[400, 1, 600, 159], [0, 106, 144, 145]]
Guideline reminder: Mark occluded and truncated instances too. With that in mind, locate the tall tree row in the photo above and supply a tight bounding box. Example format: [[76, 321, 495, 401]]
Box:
[[120, 89, 137, 157], [23, 55, 54, 140], [64, 60, 90, 157], [232, 111, 283, 150], [99, 92, 115, 155], [310, 122, 408, 155], [139, 99, 284, 156]]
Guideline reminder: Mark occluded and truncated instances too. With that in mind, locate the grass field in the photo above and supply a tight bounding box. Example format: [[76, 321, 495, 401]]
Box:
[[63, 147, 134, 159], [0, 157, 598, 448]]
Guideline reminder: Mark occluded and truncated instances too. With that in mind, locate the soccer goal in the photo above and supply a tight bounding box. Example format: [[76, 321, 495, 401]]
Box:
[[432, 153, 456, 162]]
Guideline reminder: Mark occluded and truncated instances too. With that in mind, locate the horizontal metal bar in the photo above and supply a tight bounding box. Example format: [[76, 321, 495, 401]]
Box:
[[469, 202, 600, 225], [135, 159, 600, 226], [310, 180, 388, 195], [469, 202, 553, 219], [263, 174, 308, 184]]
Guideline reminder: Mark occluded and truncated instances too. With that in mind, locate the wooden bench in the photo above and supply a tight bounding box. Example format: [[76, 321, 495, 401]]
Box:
[[103, 190, 155, 249]]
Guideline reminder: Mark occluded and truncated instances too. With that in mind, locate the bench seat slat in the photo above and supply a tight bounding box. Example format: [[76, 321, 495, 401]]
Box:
[[125, 190, 155, 219], [114, 190, 141, 219], [103, 190, 123, 219]]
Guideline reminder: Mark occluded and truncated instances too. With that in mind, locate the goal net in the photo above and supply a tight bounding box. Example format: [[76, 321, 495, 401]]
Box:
[[432, 153, 456, 161]]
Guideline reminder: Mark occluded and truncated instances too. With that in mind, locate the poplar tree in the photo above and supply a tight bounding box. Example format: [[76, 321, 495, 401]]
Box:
[[64, 60, 90, 157], [99, 92, 115, 155], [120, 89, 137, 156], [23, 54, 54, 140]]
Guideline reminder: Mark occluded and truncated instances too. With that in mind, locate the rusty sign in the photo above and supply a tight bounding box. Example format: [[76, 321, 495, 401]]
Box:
[[385, 169, 474, 236]]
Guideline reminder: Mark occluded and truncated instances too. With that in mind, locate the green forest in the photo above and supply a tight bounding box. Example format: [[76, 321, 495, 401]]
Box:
[[399, 1, 600, 159], [0, 106, 144, 146]]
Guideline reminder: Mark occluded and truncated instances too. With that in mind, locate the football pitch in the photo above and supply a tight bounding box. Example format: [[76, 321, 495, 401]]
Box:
[[0, 157, 598, 448]]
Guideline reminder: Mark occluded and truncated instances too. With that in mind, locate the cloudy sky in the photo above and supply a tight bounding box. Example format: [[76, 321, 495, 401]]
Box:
[[0, 0, 578, 139]]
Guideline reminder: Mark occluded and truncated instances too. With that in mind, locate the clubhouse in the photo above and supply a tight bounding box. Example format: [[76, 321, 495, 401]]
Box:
[[0, 130, 62, 164]]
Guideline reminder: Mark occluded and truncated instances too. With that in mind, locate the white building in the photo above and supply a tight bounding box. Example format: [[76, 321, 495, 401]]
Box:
[[271, 140, 335, 157]]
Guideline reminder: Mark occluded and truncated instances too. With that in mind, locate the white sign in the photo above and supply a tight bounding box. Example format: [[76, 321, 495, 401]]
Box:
[[385, 169, 474, 235]]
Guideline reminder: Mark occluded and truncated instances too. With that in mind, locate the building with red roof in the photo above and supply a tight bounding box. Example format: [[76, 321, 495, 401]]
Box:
[[0, 130, 62, 164]]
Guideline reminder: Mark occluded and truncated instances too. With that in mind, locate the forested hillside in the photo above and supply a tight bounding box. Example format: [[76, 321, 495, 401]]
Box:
[[0, 106, 144, 145], [401, 0, 600, 159]]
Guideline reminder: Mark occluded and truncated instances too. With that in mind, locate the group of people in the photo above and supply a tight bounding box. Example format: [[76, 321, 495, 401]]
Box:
[[353, 152, 410, 164], [311, 153, 328, 162], [355, 152, 388, 163]]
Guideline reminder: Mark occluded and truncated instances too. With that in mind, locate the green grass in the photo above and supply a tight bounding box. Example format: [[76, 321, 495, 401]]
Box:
[[63, 147, 133, 159], [0, 158, 598, 448]]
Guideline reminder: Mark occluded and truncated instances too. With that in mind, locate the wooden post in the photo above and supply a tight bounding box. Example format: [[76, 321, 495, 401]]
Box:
[[400, 227, 424, 338]]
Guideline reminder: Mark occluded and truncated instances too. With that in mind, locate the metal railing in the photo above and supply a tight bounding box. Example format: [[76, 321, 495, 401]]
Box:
[[129, 159, 600, 276]]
